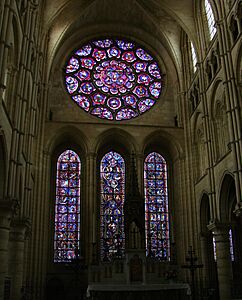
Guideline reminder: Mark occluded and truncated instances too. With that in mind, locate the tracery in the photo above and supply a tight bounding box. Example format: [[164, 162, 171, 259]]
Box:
[[144, 152, 170, 260], [100, 151, 125, 261], [65, 38, 164, 120], [54, 150, 81, 262]]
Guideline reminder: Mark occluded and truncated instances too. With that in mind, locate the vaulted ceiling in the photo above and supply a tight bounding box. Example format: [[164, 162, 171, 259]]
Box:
[[43, 0, 196, 79]]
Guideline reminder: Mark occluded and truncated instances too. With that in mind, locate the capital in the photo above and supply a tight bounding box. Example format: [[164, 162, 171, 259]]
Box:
[[10, 217, 32, 241], [87, 152, 97, 160], [207, 219, 230, 234], [233, 202, 242, 217], [0, 198, 19, 228], [0, 197, 20, 218], [199, 231, 210, 239]]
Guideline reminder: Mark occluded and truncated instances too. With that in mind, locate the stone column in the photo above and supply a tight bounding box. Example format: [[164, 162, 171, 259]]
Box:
[[199, 230, 218, 294], [136, 153, 144, 194], [234, 205, 242, 218], [0, 198, 16, 300], [200, 232, 210, 284], [8, 218, 31, 300], [86, 152, 96, 263], [208, 222, 232, 300]]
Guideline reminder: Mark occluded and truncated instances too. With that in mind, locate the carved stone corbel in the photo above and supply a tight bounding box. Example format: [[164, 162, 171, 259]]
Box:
[[0, 197, 20, 224], [234, 202, 242, 217], [10, 217, 32, 241]]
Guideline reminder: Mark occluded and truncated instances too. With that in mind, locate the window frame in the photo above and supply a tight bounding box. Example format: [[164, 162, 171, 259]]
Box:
[[204, 0, 217, 40], [97, 149, 128, 262], [50, 144, 86, 266], [190, 41, 198, 73], [53, 149, 81, 263], [144, 151, 171, 261]]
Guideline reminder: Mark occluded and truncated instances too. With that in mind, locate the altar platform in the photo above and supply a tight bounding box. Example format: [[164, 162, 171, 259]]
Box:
[[86, 283, 191, 300]]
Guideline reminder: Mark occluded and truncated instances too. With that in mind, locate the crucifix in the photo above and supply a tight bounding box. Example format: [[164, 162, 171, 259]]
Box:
[[182, 246, 203, 300]]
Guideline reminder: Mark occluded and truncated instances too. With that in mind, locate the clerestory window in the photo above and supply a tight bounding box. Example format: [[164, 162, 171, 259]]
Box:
[[205, 0, 217, 40], [190, 42, 198, 72]]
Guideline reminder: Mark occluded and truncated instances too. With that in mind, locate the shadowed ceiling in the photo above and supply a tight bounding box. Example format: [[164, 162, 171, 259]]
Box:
[[43, 0, 196, 77]]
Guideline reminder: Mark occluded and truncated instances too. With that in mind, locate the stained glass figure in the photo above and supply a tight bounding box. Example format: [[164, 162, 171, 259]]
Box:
[[144, 152, 170, 260], [65, 38, 164, 120], [54, 150, 81, 262], [100, 151, 125, 261]]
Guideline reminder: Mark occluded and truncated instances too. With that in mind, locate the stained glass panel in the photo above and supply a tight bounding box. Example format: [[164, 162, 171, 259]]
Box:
[[229, 228, 234, 261], [190, 42, 197, 72], [205, 0, 217, 39], [54, 150, 81, 262], [100, 151, 125, 261], [213, 229, 234, 261], [65, 38, 164, 120], [144, 152, 170, 260]]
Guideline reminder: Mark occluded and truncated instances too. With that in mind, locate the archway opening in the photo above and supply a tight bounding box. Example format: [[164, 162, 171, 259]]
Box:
[[200, 193, 218, 298]]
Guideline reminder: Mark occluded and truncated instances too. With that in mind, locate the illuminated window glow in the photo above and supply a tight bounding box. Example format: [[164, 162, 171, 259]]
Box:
[[144, 152, 170, 260], [54, 150, 81, 263], [229, 229, 234, 261], [205, 0, 217, 39], [213, 229, 234, 261], [64, 38, 164, 121], [100, 151, 125, 261], [191, 42, 198, 72], [213, 235, 217, 261]]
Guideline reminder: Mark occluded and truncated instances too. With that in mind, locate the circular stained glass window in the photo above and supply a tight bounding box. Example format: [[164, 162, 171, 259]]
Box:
[[64, 38, 164, 121]]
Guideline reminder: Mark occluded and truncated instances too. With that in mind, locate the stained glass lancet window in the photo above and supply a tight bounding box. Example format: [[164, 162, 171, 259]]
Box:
[[54, 150, 81, 262], [205, 0, 217, 40], [190, 42, 198, 72], [100, 151, 125, 261], [64, 38, 164, 121], [144, 152, 170, 260]]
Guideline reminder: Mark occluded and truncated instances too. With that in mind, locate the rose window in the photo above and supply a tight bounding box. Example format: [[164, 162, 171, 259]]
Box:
[[65, 38, 164, 121]]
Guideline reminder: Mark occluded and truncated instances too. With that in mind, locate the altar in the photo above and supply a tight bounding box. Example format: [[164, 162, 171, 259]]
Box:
[[86, 283, 191, 300], [86, 160, 191, 300]]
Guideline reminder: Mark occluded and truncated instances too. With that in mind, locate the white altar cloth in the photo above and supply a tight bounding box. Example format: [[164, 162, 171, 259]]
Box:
[[86, 283, 191, 297]]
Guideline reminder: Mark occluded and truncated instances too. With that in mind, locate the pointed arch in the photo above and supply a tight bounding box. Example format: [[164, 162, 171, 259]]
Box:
[[213, 98, 229, 160], [200, 193, 219, 295], [219, 173, 235, 223], [0, 135, 7, 199], [204, 0, 217, 40], [54, 149, 81, 262], [100, 150, 125, 261], [229, 15, 239, 44], [196, 123, 207, 180], [218, 173, 236, 257], [218, 173, 242, 289], [144, 152, 170, 260], [200, 192, 211, 233], [190, 41, 198, 72]]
